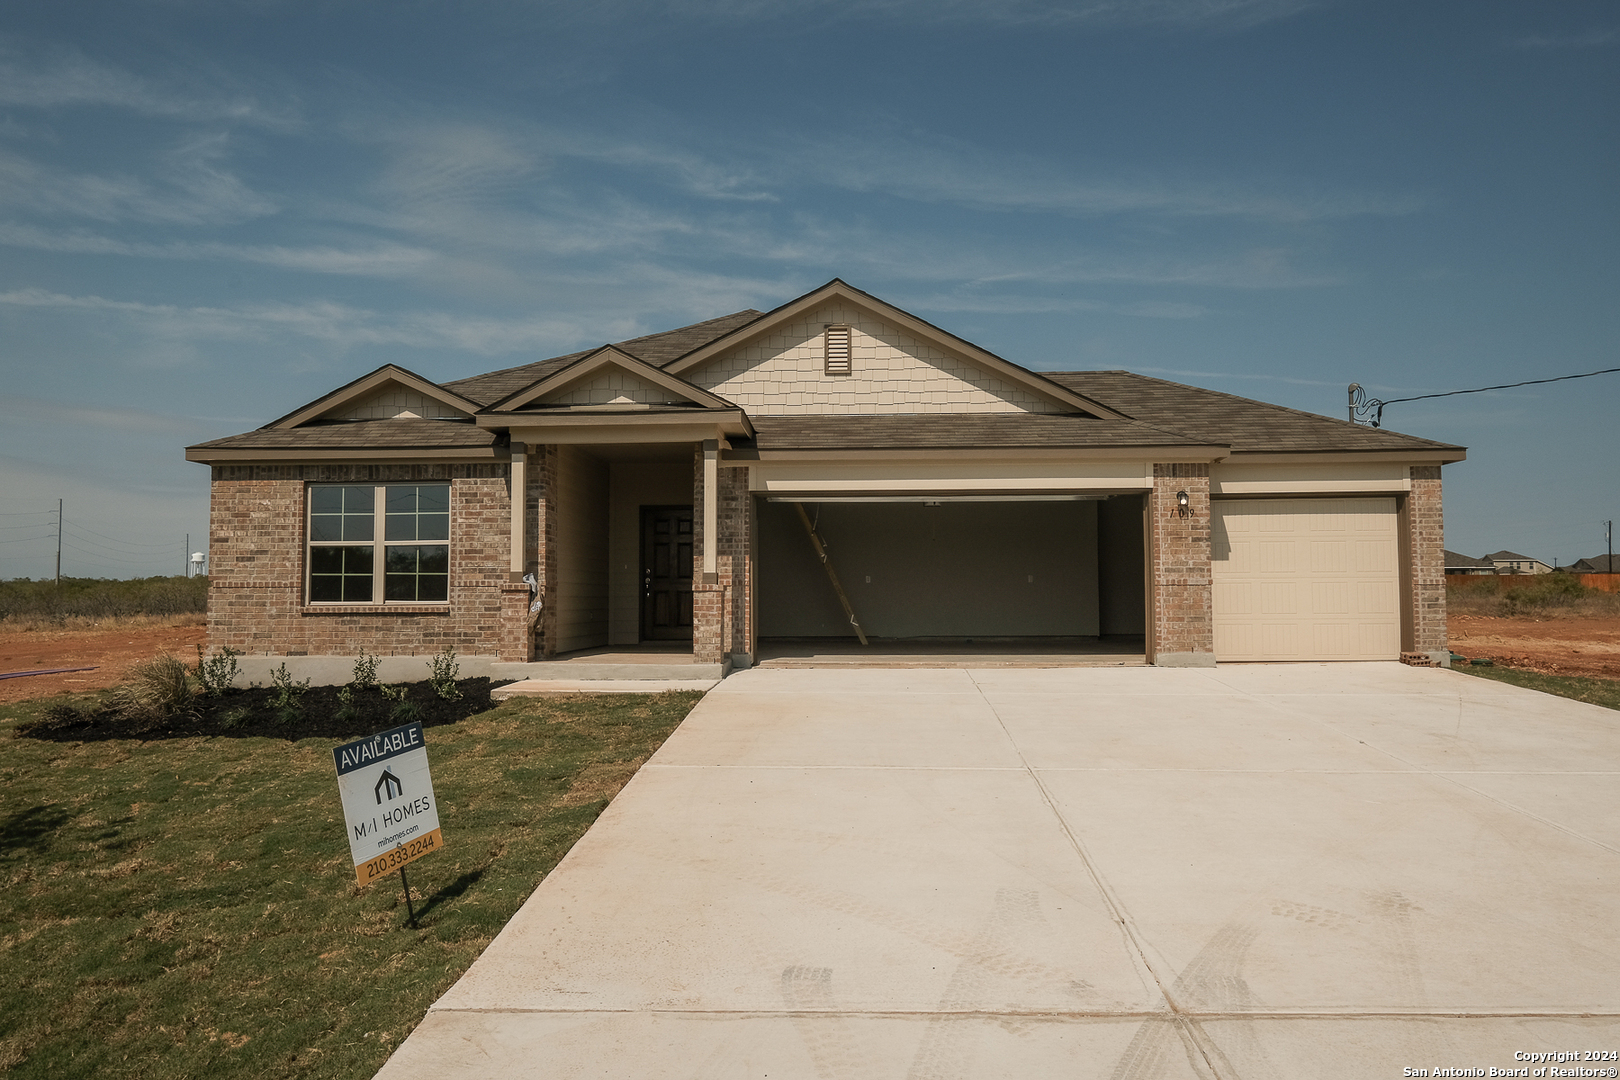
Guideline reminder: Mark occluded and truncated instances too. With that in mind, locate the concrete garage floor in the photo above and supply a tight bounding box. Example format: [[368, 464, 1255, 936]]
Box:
[[377, 664, 1620, 1079]]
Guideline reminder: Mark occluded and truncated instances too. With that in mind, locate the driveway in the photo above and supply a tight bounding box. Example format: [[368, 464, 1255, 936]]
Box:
[[377, 664, 1620, 1078]]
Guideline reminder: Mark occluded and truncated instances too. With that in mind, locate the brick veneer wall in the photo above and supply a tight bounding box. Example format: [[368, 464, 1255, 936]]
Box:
[[1408, 465, 1447, 658], [207, 463, 515, 658], [1149, 463, 1214, 665], [691, 452, 754, 665]]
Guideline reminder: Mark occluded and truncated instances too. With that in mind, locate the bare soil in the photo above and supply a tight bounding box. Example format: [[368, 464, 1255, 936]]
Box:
[[0, 623, 207, 705], [1447, 614, 1620, 680]]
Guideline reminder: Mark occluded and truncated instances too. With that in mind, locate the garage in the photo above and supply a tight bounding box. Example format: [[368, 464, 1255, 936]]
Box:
[[1211, 497, 1401, 661], [756, 496, 1145, 642]]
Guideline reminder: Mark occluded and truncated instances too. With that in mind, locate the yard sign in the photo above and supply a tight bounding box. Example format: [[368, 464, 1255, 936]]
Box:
[[333, 721, 444, 887]]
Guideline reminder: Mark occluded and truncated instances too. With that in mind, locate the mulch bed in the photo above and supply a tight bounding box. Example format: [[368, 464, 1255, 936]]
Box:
[[16, 678, 501, 742]]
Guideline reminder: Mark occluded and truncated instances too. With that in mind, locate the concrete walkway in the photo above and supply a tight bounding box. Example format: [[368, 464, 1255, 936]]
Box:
[[377, 664, 1620, 1078]]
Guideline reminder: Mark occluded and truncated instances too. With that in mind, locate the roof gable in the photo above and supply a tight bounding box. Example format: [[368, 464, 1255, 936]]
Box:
[[268, 365, 478, 429], [666, 280, 1124, 419], [484, 346, 738, 413]]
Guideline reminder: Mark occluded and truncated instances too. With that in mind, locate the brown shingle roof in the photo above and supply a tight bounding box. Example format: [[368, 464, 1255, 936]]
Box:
[[744, 414, 1210, 452], [188, 418, 499, 452], [1044, 371, 1463, 454], [443, 310, 763, 406]]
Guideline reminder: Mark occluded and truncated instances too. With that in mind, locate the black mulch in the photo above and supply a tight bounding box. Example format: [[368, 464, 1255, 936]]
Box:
[[16, 678, 503, 742]]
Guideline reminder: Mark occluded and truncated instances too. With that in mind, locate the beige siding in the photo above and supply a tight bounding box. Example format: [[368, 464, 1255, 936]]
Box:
[[554, 446, 609, 653], [1212, 498, 1399, 661], [330, 384, 470, 420], [542, 369, 689, 407], [606, 462, 693, 645], [687, 303, 1064, 415]]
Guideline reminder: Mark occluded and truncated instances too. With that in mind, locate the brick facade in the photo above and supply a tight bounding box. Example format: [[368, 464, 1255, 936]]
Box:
[[1148, 463, 1214, 665], [691, 451, 754, 666], [1407, 465, 1447, 659], [207, 462, 521, 659]]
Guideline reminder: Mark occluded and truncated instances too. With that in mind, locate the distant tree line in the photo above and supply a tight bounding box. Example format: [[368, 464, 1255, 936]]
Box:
[[0, 576, 209, 622]]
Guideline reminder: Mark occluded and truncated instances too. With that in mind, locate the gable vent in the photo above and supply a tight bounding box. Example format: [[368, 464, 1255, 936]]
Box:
[[824, 324, 852, 376]]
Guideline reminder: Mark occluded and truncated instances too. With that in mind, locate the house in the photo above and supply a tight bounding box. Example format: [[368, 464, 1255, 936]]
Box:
[[184, 279, 1466, 673], [1569, 555, 1617, 573], [1444, 550, 1498, 576], [1483, 550, 1552, 575]]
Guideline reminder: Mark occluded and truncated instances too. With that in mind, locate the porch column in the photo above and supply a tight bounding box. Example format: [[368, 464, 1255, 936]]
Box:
[[497, 442, 533, 662], [508, 441, 526, 579], [1148, 462, 1215, 667], [702, 440, 719, 583]]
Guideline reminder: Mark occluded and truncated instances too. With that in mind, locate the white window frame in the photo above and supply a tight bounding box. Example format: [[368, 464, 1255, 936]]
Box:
[[305, 482, 452, 605]]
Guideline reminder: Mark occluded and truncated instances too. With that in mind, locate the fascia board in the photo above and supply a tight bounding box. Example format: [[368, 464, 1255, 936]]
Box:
[[267, 365, 480, 430], [184, 447, 503, 464], [1221, 448, 1467, 464], [730, 445, 1229, 462], [506, 418, 748, 446], [482, 346, 736, 413], [663, 279, 1127, 420], [484, 408, 753, 437]]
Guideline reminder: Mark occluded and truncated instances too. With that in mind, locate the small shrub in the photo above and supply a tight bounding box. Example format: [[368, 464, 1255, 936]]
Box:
[[194, 645, 243, 696], [351, 648, 380, 692], [217, 706, 254, 730], [118, 654, 201, 723], [334, 684, 359, 725], [379, 683, 423, 725], [428, 647, 462, 701], [270, 664, 311, 725]]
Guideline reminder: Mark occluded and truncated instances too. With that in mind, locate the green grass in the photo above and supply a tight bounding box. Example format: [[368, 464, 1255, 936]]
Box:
[[0, 689, 701, 1079], [1453, 663, 1620, 711]]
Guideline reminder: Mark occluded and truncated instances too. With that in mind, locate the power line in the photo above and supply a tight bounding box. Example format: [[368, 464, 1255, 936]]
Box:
[[1349, 365, 1620, 427], [63, 521, 185, 551]]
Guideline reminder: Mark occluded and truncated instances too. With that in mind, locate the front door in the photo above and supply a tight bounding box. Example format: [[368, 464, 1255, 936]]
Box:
[[641, 506, 694, 640]]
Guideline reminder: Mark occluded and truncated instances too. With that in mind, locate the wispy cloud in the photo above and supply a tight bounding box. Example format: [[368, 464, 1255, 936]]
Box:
[[0, 140, 277, 225], [0, 222, 436, 276], [0, 394, 214, 435], [0, 43, 295, 126], [0, 286, 616, 356], [1510, 27, 1618, 49], [629, 0, 1317, 28]]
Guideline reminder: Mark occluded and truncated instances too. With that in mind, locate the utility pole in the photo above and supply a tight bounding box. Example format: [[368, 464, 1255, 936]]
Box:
[[55, 498, 62, 585], [185, 534, 189, 577], [1608, 519, 1613, 574]]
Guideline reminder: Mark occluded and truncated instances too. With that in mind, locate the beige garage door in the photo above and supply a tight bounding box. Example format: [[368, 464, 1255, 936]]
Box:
[[1212, 498, 1400, 661]]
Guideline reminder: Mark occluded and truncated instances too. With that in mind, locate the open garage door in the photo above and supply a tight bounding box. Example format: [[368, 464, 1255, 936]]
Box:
[[757, 497, 1144, 641], [1211, 497, 1400, 661]]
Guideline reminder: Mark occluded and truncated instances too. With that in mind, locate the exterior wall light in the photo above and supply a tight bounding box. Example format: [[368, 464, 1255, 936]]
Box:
[[1176, 490, 1190, 517]]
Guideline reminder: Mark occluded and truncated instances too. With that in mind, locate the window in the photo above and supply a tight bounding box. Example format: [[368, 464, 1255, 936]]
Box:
[[308, 483, 449, 604], [824, 324, 852, 375]]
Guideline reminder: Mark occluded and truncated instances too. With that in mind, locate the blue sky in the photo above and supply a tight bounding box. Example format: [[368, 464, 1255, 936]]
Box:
[[1, 0, 1615, 578]]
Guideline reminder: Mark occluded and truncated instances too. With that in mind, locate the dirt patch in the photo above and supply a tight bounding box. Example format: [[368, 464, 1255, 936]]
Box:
[[0, 624, 207, 705], [1447, 614, 1620, 680]]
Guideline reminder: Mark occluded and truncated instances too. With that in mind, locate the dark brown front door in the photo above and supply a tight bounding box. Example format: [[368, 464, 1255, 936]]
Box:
[[641, 506, 693, 640]]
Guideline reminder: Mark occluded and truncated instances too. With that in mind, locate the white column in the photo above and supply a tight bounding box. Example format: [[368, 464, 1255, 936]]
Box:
[[509, 441, 526, 580], [702, 440, 719, 581]]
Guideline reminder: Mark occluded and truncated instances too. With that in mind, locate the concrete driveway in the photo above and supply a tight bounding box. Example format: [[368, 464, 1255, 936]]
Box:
[[377, 664, 1620, 1079]]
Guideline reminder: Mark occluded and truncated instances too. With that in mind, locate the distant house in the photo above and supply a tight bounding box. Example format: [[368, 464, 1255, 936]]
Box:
[[1484, 550, 1552, 575], [1569, 554, 1618, 573], [1443, 550, 1498, 576]]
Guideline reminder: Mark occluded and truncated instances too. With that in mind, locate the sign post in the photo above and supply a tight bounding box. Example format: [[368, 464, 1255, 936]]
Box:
[[332, 721, 445, 923]]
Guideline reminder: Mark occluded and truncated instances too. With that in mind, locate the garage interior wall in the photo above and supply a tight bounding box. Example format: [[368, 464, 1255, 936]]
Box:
[[554, 446, 609, 654], [758, 500, 1101, 638], [607, 461, 692, 645], [1098, 494, 1146, 636]]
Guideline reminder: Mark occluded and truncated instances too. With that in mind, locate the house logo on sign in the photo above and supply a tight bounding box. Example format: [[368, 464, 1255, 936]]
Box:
[[374, 769, 403, 803]]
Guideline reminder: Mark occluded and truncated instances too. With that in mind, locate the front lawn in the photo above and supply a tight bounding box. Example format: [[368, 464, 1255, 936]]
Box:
[[0, 688, 701, 1079]]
